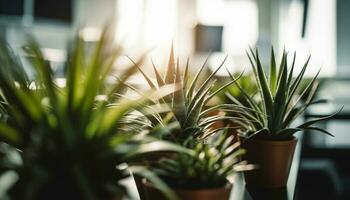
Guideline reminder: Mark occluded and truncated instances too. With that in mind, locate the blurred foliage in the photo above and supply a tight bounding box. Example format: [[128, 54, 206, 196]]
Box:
[[0, 30, 189, 200]]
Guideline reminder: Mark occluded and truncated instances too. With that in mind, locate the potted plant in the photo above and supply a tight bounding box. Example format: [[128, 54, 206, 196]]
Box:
[[225, 48, 338, 187], [142, 131, 252, 200], [0, 31, 190, 200], [130, 46, 251, 199]]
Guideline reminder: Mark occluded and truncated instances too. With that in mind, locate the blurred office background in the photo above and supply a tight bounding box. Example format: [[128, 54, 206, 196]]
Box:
[[0, 0, 349, 199]]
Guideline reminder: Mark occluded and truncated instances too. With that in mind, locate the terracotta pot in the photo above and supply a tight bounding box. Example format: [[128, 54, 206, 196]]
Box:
[[142, 181, 232, 200], [242, 138, 297, 188]]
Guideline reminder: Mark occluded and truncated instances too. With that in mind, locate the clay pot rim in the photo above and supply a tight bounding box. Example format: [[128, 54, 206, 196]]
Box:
[[142, 179, 232, 192], [245, 136, 297, 145]]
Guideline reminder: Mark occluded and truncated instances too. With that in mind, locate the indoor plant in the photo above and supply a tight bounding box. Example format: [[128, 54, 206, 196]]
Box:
[[131, 46, 250, 199], [0, 31, 189, 200], [225, 48, 338, 187], [133, 46, 241, 143], [142, 131, 252, 200]]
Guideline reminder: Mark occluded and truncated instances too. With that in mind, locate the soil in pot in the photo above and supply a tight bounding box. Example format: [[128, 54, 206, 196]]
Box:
[[242, 137, 297, 188], [142, 181, 232, 200]]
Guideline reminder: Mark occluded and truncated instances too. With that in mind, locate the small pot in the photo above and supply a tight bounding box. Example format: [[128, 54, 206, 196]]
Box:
[[242, 137, 297, 188], [142, 181, 232, 200]]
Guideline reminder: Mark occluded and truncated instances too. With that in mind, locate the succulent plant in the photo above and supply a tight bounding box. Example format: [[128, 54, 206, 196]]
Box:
[[133, 46, 241, 145], [0, 31, 189, 200], [151, 130, 251, 189], [225, 48, 339, 140]]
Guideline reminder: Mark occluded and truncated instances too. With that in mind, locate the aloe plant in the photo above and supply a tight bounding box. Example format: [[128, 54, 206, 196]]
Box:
[[225, 48, 338, 140], [0, 31, 190, 200], [152, 130, 251, 189], [133, 46, 242, 145]]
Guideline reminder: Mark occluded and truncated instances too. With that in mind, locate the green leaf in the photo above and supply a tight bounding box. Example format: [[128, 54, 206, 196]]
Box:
[[24, 38, 57, 105], [254, 50, 274, 121], [165, 43, 176, 84], [304, 126, 334, 137], [187, 56, 228, 117], [186, 53, 211, 100], [183, 57, 190, 91], [67, 35, 85, 111], [0, 122, 21, 145], [172, 60, 187, 125], [288, 55, 311, 100], [107, 55, 146, 99], [151, 59, 166, 87], [276, 128, 302, 137], [184, 84, 213, 128], [272, 51, 288, 132], [203, 71, 241, 106], [129, 56, 157, 89], [269, 47, 277, 95], [249, 128, 269, 139], [225, 67, 263, 119], [130, 166, 179, 200], [277, 49, 287, 85], [297, 107, 342, 129], [287, 52, 296, 87], [124, 140, 194, 158], [284, 70, 320, 123]]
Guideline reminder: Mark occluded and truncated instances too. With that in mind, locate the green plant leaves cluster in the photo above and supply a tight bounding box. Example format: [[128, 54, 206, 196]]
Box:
[[153, 131, 246, 189], [135, 46, 239, 144], [133, 47, 254, 191], [0, 26, 336, 200], [225, 48, 338, 140], [0, 30, 189, 200]]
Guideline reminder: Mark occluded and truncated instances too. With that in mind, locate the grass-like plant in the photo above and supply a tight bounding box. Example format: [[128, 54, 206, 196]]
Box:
[[152, 131, 251, 189], [225, 48, 338, 140], [0, 31, 189, 200], [133, 46, 240, 144]]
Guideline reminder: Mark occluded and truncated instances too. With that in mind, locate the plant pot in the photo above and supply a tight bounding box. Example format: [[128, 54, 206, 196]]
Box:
[[142, 181, 232, 200], [242, 137, 297, 188]]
